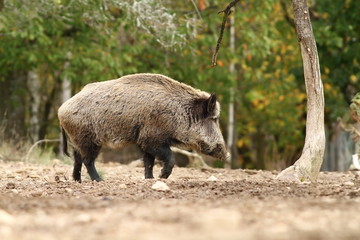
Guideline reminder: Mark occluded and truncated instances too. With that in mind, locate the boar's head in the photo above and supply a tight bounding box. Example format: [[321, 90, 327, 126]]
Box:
[[186, 93, 230, 161]]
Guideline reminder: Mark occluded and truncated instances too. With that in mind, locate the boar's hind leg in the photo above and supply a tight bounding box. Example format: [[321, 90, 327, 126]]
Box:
[[157, 146, 175, 179], [73, 150, 83, 182], [80, 142, 102, 182], [143, 152, 155, 179]]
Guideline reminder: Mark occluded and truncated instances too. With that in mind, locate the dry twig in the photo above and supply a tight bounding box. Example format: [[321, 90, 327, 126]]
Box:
[[211, 0, 240, 67], [24, 139, 61, 162], [170, 147, 209, 168]]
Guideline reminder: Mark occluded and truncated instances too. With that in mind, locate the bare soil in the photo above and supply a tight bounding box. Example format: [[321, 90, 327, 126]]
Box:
[[1, 160, 360, 240]]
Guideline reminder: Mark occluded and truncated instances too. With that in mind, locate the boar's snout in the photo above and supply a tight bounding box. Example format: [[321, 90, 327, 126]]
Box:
[[220, 150, 231, 162], [209, 144, 231, 162]]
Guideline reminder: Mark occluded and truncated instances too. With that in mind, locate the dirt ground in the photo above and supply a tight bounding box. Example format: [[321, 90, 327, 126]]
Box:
[[1, 160, 360, 240]]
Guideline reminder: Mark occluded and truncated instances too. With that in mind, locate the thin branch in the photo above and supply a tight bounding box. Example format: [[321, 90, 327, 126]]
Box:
[[211, 0, 240, 67], [24, 139, 61, 162], [190, 0, 203, 21], [280, 0, 295, 29]]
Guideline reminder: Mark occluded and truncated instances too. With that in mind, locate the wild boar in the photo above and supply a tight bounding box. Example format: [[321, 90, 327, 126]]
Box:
[[58, 73, 230, 182]]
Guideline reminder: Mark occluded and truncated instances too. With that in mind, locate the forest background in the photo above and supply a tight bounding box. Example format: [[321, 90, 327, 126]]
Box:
[[0, 0, 359, 171]]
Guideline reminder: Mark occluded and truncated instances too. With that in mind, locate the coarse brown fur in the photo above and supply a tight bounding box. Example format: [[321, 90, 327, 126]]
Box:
[[58, 73, 229, 182]]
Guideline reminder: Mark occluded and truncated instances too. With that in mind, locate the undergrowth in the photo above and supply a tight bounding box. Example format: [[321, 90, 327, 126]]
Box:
[[0, 124, 70, 165]]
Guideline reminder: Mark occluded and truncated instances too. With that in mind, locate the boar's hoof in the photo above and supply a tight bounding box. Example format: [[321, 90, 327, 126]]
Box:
[[74, 178, 82, 183], [73, 175, 82, 183], [92, 177, 103, 182], [159, 170, 172, 179], [145, 174, 154, 179], [159, 173, 170, 179]]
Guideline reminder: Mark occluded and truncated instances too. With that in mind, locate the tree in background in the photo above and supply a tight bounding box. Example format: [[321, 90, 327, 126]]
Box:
[[212, 0, 325, 180], [0, 0, 197, 141], [276, 0, 325, 181]]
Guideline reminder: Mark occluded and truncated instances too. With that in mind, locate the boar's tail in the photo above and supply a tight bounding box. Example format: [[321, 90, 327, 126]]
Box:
[[61, 127, 70, 157]]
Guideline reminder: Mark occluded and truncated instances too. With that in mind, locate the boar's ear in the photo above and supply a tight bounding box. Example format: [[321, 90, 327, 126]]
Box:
[[206, 93, 217, 115], [192, 94, 217, 122]]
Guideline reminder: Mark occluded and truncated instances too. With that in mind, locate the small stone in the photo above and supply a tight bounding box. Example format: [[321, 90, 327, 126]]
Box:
[[6, 182, 16, 189], [207, 176, 218, 181], [151, 181, 170, 192], [344, 181, 355, 186], [11, 189, 19, 194], [30, 191, 43, 197], [118, 184, 127, 189], [55, 176, 61, 182]]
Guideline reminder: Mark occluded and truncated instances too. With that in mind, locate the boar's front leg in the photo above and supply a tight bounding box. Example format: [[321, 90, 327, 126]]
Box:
[[157, 146, 175, 179], [143, 152, 155, 179]]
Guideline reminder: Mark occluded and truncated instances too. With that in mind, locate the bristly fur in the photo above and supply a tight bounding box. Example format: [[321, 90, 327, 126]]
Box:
[[58, 73, 228, 181]]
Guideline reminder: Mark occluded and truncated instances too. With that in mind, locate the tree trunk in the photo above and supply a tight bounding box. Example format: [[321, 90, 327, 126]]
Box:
[[28, 70, 41, 142], [323, 122, 354, 171], [277, 0, 325, 182], [251, 131, 266, 169], [225, 9, 236, 169], [61, 76, 72, 104], [59, 60, 72, 157], [39, 82, 57, 140], [0, 73, 27, 139]]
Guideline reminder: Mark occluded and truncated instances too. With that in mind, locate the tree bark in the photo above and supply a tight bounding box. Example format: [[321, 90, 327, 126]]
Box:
[[0, 73, 27, 139], [277, 0, 325, 182], [61, 55, 72, 104], [28, 70, 41, 142], [39, 81, 57, 140], [59, 59, 72, 157], [61, 75, 72, 104], [225, 10, 236, 169]]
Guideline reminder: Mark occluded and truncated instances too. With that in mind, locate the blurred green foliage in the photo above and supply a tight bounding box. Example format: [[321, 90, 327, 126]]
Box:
[[0, 0, 359, 169]]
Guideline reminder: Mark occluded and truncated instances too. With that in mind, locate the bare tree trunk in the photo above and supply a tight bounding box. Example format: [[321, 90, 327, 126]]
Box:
[[39, 81, 58, 140], [324, 122, 356, 171], [28, 70, 41, 142], [60, 60, 72, 157], [277, 0, 325, 182], [0, 73, 27, 139], [61, 76, 71, 104], [225, 9, 236, 169], [61, 54, 72, 103]]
